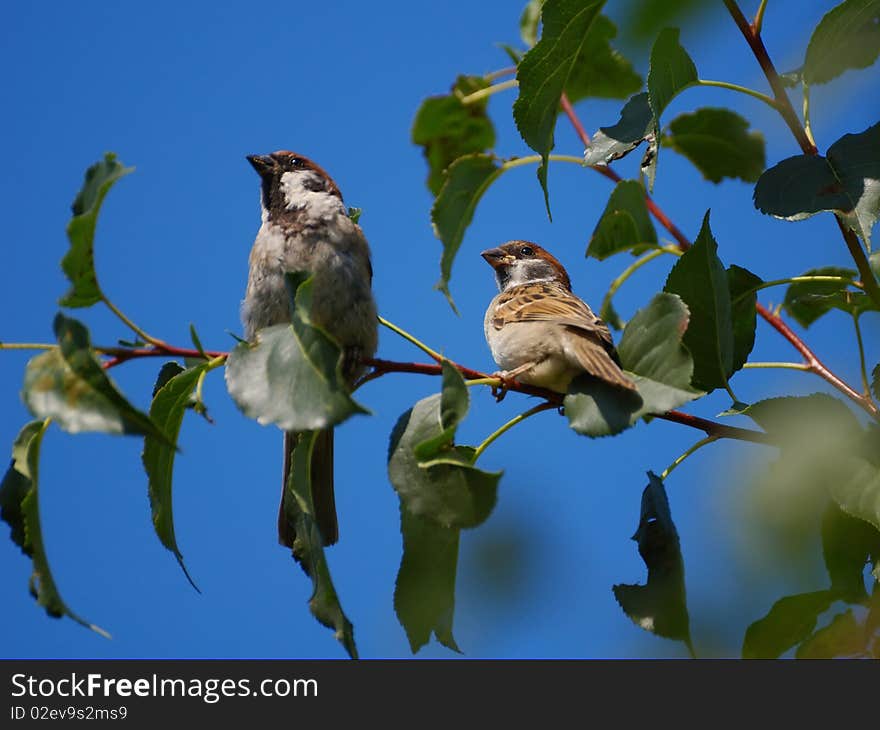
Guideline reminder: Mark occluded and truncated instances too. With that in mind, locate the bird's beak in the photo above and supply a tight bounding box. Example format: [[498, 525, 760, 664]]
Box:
[[246, 154, 276, 176], [481, 247, 512, 269]]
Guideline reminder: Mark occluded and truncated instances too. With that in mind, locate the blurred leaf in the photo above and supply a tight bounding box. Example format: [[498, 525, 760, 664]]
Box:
[[389, 362, 500, 529], [284, 431, 357, 659], [664, 212, 734, 392], [514, 0, 607, 214], [583, 92, 656, 175], [662, 108, 765, 183], [803, 0, 880, 85], [613, 473, 692, 649], [565, 293, 702, 437], [619, 0, 712, 42], [829, 454, 880, 533], [394, 505, 461, 654], [143, 362, 209, 592], [782, 267, 875, 326], [587, 179, 657, 260], [225, 273, 368, 431], [600, 296, 625, 331], [347, 206, 362, 224], [564, 15, 643, 104], [822, 503, 879, 602], [431, 154, 503, 306], [745, 393, 862, 437], [0, 420, 109, 637], [189, 324, 207, 360], [753, 122, 880, 246], [796, 609, 867, 658], [520, 0, 543, 46], [60, 153, 133, 308], [743, 590, 835, 658], [412, 76, 497, 195], [728, 265, 762, 373], [23, 314, 170, 443], [872, 363, 880, 400]]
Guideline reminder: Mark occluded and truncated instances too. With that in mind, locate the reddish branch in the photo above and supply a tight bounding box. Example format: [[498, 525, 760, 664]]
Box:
[[559, 84, 879, 418], [101, 344, 227, 369]]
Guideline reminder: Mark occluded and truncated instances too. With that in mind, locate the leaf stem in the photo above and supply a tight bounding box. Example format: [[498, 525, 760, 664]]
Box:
[[459, 79, 519, 105], [100, 294, 166, 347], [599, 246, 681, 325], [730, 275, 863, 305], [752, 0, 769, 34], [802, 81, 816, 149], [472, 403, 556, 461], [465, 377, 502, 387], [741, 361, 810, 371], [378, 316, 443, 362], [0, 342, 56, 351], [484, 66, 517, 83], [660, 435, 720, 480], [853, 314, 872, 398], [697, 79, 778, 110]]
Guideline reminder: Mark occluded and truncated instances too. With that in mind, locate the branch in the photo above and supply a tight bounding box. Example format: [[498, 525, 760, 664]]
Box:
[[100, 344, 228, 369]]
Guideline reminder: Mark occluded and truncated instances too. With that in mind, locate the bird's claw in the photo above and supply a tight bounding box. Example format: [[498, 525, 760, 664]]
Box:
[[490, 372, 515, 402]]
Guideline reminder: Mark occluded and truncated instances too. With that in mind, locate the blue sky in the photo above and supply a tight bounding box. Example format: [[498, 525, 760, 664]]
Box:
[[1, 0, 878, 658]]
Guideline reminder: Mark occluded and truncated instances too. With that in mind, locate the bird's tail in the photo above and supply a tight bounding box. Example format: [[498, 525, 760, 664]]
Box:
[[278, 429, 338, 548]]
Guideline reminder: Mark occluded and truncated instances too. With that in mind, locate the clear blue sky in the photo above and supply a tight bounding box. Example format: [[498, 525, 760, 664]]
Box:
[[1, 0, 877, 658]]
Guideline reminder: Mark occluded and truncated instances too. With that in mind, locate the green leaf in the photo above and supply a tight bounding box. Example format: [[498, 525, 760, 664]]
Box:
[[753, 122, 880, 246], [872, 363, 880, 401], [143, 362, 209, 592], [619, 0, 712, 42], [583, 92, 655, 174], [587, 179, 657, 260], [613, 473, 692, 649], [520, 0, 544, 47], [225, 273, 368, 432], [347, 206, 362, 224], [0, 420, 109, 637], [664, 212, 734, 392], [645, 27, 698, 188], [662, 108, 766, 183], [829, 455, 880, 533], [745, 393, 862, 437], [782, 267, 867, 327], [431, 154, 503, 306], [728, 265, 763, 373], [564, 15, 643, 105], [60, 153, 133, 308], [284, 431, 358, 658], [514, 0, 607, 214], [822, 502, 880, 602], [565, 293, 702, 437], [388, 362, 500, 529], [394, 505, 461, 654], [22, 314, 170, 443], [803, 0, 880, 86], [743, 590, 836, 658], [188, 324, 207, 360], [796, 609, 867, 658], [412, 76, 497, 196]]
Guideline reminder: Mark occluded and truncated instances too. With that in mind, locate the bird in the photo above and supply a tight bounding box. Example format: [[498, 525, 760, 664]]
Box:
[[242, 151, 377, 547], [481, 241, 636, 394]]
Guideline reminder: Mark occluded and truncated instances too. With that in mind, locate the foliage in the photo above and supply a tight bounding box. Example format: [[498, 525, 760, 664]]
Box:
[[4, 0, 880, 659]]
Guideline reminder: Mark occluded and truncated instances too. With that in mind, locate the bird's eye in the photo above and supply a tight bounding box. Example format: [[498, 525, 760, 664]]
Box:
[[519, 246, 534, 257], [291, 157, 305, 169]]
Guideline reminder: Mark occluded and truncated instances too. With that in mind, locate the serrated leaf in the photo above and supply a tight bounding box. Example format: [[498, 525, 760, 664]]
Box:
[[754, 122, 880, 246], [389, 362, 500, 529], [613, 473, 692, 649], [782, 267, 866, 326], [728, 264, 763, 373], [584, 92, 655, 169], [565, 293, 702, 437], [23, 314, 171, 444], [663, 108, 766, 183], [745, 393, 862, 436], [803, 0, 880, 86], [394, 505, 461, 654], [225, 272, 368, 432], [645, 28, 698, 189], [0, 420, 109, 637], [664, 212, 734, 392], [412, 76, 497, 196], [587, 179, 657, 260], [564, 15, 643, 104], [822, 502, 880, 602], [743, 590, 836, 658], [431, 154, 503, 305], [796, 609, 867, 658], [60, 153, 133, 308], [143, 362, 209, 592], [284, 431, 357, 658], [514, 0, 607, 214]]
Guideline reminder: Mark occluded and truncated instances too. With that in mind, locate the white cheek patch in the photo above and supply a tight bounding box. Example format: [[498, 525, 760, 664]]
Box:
[[279, 170, 344, 218]]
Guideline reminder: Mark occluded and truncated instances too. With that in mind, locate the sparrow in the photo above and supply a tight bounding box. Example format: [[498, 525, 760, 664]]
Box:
[[242, 151, 378, 548], [482, 241, 635, 394]]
